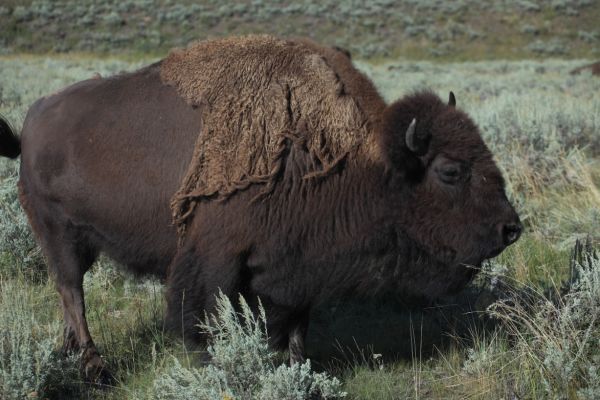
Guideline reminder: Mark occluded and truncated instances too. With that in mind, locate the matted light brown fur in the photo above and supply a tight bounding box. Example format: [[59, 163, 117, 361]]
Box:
[[160, 35, 385, 236]]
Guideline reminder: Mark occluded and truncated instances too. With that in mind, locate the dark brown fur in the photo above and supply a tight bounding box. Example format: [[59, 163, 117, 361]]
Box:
[[0, 36, 520, 376]]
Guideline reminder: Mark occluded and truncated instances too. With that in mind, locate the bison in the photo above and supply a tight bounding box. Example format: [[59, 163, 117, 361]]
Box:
[[570, 61, 600, 76], [0, 35, 521, 382]]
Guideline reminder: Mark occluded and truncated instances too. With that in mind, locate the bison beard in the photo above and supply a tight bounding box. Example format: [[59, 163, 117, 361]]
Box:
[[0, 35, 521, 379]]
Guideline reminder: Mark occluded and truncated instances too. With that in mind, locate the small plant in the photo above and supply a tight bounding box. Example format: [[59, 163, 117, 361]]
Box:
[[0, 174, 44, 279], [152, 292, 346, 399], [526, 38, 569, 55], [0, 279, 59, 399], [489, 239, 600, 398]]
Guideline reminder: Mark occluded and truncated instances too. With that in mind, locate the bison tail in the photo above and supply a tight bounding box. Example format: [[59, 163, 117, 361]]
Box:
[[0, 115, 21, 159]]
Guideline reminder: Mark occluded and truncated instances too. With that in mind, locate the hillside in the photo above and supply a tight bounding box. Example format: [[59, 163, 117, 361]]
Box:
[[1, 0, 599, 60]]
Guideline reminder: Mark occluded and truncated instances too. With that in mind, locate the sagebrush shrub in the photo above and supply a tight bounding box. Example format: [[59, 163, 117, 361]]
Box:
[[257, 360, 346, 400], [152, 292, 346, 400], [489, 240, 600, 398], [0, 279, 58, 399], [0, 173, 44, 278]]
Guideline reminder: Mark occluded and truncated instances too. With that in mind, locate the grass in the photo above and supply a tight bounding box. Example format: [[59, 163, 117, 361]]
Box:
[[0, 0, 599, 61], [338, 243, 600, 399], [0, 53, 599, 398]]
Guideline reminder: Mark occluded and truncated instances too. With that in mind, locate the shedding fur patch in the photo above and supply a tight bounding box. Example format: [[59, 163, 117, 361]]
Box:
[[160, 35, 381, 237]]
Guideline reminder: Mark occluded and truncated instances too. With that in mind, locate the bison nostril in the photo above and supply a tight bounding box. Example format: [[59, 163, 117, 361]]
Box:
[[502, 222, 522, 245]]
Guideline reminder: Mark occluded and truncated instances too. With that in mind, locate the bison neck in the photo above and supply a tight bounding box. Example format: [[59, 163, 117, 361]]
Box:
[[257, 154, 399, 299], [244, 147, 475, 308], [269, 156, 473, 303], [300, 186, 475, 302]]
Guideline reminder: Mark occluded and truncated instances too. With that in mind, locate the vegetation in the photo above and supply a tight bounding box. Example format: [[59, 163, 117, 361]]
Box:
[[0, 279, 58, 399], [151, 292, 345, 400], [489, 241, 600, 399], [0, 0, 599, 60]]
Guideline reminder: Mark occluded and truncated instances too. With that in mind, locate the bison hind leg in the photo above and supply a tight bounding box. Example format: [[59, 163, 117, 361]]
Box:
[[22, 202, 110, 383]]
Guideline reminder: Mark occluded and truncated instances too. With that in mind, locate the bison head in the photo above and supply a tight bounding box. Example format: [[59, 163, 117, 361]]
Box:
[[378, 91, 521, 270]]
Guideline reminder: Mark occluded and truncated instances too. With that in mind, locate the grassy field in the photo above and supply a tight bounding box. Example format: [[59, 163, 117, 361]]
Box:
[[1, 0, 599, 60], [0, 54, 598, 399]]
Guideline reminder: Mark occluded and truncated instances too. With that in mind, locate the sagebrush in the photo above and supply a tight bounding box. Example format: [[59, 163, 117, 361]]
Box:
[[0, 279, 58, 399], [152, 292, 346, 400], [489, 241, 600, 398]]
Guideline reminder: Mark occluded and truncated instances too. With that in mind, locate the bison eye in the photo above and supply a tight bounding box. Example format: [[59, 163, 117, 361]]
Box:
[[435, 161, 469, 185]]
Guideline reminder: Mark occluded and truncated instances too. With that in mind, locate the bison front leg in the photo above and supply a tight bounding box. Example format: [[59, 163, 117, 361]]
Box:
[[165, 246, 209, 345], [165, 245, 247, 346], [288, 310, 310, 365], [263, 304, 311, 365]]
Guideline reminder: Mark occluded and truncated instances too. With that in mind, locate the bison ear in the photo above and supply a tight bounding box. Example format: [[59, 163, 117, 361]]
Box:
[[448, 91, 456, 107], [405, 118, 430, 156]]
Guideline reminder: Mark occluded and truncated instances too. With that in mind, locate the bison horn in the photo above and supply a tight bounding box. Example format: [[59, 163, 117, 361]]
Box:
[[405, 118, 418, 152], [448, 91, 456, 107], [405, 118, 430, 155]]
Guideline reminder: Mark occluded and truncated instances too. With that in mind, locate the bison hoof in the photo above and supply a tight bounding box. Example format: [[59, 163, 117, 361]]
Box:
[[82, 348, 113, 386]]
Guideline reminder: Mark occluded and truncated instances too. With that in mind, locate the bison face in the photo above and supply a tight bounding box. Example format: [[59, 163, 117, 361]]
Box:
[[379, 91, 521, 269]]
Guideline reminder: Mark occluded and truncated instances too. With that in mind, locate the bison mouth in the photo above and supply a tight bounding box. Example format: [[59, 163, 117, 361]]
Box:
[[484, 245, 507, 260], [459, 246, 506, 273], [460, 245, 507, 273]]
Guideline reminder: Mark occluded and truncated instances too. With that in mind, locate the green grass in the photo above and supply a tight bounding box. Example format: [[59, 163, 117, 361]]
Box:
[[0, 54, 599, 399]]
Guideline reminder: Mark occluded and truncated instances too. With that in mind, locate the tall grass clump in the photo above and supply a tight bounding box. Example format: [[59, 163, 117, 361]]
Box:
[[152, 292, 346, 400], [0, 279, 58, 399], [0, 174, 44, 278], [489, 240, 600, 398]]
